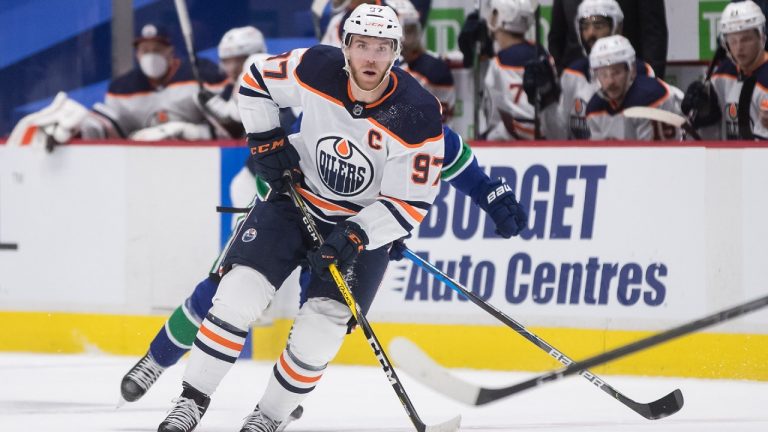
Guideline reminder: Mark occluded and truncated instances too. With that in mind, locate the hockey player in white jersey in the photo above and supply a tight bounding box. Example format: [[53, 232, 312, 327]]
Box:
[[483, 0, 552, 140], [196, 26, 268, 139], [389, 0, 456, 124], [585, 35, 682, 140], [87, 23, 228, 141], [319, 0, 456, 125], [681, 0, 768, 140], [156, 4, 446, 432], [523, 0, 656, 139], [9, 23, 228, 147]]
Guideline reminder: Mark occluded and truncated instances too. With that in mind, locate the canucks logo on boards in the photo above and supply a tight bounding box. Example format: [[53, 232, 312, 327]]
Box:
[[315, 136, 374, 196]]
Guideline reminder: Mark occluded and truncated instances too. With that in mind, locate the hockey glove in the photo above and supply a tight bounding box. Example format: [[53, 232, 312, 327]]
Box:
[[247, 127, 302, 193], [458, 10, 495, 68], [197, 89, 229, 120], [476, 179, 527, 238], [681, 81, 721, 128], [131, 121, 211, 141], [523, 56, 561, 110], [388, 239, 408, 261], [307, 221, 368, 281]]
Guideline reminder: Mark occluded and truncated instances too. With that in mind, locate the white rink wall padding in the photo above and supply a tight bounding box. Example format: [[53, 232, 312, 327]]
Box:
[[0, 140, 766, 380]]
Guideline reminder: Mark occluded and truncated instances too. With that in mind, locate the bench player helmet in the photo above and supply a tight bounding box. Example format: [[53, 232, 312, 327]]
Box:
[[387, 0, 420, 27], [575, 0, 624, 54], [589, 35, 636, 98], [218, 26, 266, 59], [719, 0, 766, 60], [485, 0, 536, 35]]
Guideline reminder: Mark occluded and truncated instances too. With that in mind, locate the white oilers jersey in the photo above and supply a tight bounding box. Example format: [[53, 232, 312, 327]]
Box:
[[555, 57, 656, 140], [711, 57, 768, 140], [238, 45, 445, 249], [585, 75, 682, 140], [103, 59, 226, 137], [484, 42, 546, 140], [321, 12, 345, 47]]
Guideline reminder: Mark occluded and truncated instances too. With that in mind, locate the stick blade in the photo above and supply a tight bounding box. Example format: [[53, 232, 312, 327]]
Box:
[[623, 106, 686, 128], [423, 415, 462, 432], [389, 337, 481, 405], [632, 388, 684, 420]]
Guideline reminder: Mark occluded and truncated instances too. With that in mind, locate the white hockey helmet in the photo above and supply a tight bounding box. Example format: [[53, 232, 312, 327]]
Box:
[[343, 4, 403, 93], [589, 34, 635, 70], [575, 0, 624, 52], [343, 3, 403, 50], [487, 0, 536, 34], [218, 26, 266, 59], [576, 0, 624, 31], [719, 0, 766, 40], [387, 0, 420, 27]]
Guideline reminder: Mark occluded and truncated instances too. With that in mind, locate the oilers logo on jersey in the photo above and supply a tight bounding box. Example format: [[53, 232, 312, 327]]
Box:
[[316, 136, 374, 196], [570, 98, 590, 139], [241, 228, 257, 242]]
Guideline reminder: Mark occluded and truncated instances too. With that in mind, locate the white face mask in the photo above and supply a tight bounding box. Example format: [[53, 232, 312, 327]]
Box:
[[139, 53, 168, 79]]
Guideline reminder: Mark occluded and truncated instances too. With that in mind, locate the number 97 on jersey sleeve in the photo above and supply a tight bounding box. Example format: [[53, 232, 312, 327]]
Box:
[[411, 153, 444, 186]]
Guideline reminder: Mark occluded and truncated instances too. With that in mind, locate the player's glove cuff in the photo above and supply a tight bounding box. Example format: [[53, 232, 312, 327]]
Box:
[[307, 221, 369, 281], [247, 127, 302, 192]]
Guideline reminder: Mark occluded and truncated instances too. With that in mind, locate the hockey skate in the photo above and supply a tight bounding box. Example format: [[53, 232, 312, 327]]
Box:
[[158, 384, 210, 432], [239, 404, 304, 432], [120, 352, 165, 402]]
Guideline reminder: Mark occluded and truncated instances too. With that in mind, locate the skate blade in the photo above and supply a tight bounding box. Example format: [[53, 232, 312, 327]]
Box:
[[115, 397, 127, 409]]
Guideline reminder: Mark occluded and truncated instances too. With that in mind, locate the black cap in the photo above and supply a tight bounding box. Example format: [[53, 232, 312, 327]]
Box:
[[134, 23, 172, 46]]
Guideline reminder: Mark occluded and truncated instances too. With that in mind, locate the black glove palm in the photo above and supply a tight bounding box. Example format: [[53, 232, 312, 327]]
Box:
[[681, 81, 721, 128], [307, 221, 368, 281], [458, 10, 495, 68], [523, 56, 561, 109], [247, 127, 301, 193]]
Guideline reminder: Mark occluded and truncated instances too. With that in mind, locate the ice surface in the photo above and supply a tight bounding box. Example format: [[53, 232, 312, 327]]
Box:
[[0, 353, 766, 431]]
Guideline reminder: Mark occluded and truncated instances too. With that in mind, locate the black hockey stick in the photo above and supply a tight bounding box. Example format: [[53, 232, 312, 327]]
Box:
[[284, 182, 461, 432], [533, 5, 542, 140], [392, 243, 682, 419], [473, 293, 768, 403], [173, 0, 217, 139], [404, 264, 768, 406]]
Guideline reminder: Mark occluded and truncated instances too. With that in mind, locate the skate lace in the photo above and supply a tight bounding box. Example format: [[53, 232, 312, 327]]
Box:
[[163, 397, 201, 431], [241, 409, 281, 432], [126, 355, 164, 390]]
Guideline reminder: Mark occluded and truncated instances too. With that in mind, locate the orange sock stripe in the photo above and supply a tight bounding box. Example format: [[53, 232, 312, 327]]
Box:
[[279, 352, 322, 383], [199, 324, 244, 351]]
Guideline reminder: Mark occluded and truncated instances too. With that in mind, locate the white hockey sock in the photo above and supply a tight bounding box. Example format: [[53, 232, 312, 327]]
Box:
[[184, 313, 247, 395], [183, 265, 276, 395], [260, 345, 326, 420], [258, 297, 350, 421]]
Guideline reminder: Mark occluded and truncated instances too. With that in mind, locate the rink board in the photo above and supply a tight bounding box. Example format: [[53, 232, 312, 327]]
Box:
[[1, 141, 767, 380], [0, 311, 766, 380]]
